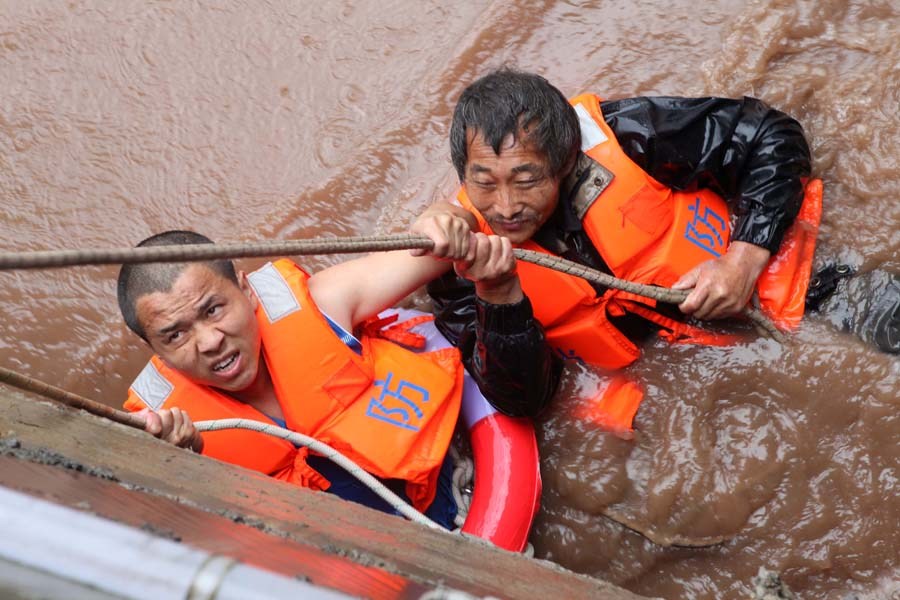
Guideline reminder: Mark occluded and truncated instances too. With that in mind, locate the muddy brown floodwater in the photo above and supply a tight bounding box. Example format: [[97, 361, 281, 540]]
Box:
[[0, 1, 897, 598]]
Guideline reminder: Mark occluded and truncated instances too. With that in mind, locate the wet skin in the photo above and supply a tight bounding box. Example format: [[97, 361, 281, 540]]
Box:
[[463, 130, 563, 245], [135, 264, 265, 396]]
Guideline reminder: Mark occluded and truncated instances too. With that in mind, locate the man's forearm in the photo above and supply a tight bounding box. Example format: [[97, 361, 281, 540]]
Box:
[[428, 273, 561, 417], [470, 296, 561, 417]]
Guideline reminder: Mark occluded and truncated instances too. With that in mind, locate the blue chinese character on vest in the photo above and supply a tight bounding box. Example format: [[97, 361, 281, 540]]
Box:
[[684, 197, 727, 257], [365, 372, 430, 432]]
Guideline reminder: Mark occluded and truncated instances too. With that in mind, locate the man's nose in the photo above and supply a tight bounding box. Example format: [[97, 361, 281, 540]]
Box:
[[493, 185, 519, 218], [196, 323, 225, 354]]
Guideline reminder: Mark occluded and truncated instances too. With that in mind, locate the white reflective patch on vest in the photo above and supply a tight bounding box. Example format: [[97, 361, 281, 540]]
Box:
[[247, 262, 300, 323], [130, 361, 173, 411], [575, 103, 608, 151]]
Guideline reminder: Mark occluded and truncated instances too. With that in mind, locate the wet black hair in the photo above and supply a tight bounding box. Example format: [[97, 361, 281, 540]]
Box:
[[117, 230, 238, 341], [450, 68, 581, 181]]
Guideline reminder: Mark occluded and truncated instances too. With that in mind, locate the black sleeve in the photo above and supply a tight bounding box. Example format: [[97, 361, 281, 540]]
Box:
[[426, 271, 562, 417], [600, 96, 812, 253]]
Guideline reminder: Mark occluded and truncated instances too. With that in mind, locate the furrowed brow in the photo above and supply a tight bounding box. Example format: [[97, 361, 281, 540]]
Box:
[[196, 295, 218, 317], [156, 294, 217, 337], [158, 319, 188, 337]]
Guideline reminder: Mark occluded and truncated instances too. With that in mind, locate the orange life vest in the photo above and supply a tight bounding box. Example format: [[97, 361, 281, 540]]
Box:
[[457, 92, 823, 371], [124, 259, 464, 511]]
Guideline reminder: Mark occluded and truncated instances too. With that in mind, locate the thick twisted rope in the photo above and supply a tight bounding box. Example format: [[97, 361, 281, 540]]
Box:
[[512, 248, 689, 305], [514, 249, 786, 343], [0, 234, 784, 341], [0, 235, 434, 269]]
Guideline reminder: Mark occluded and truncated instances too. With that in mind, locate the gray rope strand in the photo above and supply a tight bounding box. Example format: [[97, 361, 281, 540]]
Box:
[[512, 248, 689, 304], [194, 418, 445, 532], [0, 233, 685, 304], [0, 233, 785, 341], [514, 249, 787, 343], [0, 235, 434, 270]]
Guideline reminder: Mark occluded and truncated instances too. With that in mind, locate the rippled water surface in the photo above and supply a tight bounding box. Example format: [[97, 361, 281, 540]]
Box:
[[1, 1, 897, 598]]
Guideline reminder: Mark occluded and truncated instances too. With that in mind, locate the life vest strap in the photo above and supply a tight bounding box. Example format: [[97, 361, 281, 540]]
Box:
[[273, 446, 332, 491], [361, 313, 431, 349], [620, 300, 741, 346]]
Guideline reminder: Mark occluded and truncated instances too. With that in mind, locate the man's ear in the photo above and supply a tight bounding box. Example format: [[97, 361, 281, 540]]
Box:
[[238, 271, 258, 310], [133, 298, 161, 355]]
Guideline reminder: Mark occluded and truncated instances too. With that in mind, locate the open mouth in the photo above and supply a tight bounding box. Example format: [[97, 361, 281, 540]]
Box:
[[212, 352, 238, 373]]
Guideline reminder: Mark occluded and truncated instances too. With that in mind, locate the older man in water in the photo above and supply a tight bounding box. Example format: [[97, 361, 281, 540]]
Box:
[[414, 68, 821, 426]]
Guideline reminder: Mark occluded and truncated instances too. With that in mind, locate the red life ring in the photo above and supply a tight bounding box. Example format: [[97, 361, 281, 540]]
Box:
[[459, 378, 542, 551], [392, 309, 542, 552]]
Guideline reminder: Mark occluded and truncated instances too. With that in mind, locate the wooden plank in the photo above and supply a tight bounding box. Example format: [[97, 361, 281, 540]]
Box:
[[0, 393, 648, 599], [0, 457, 424, 599]]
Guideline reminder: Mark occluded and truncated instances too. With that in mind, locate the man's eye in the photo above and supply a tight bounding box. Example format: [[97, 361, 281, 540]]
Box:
[[208, 304, 223, 317], [473, 180, 496, 189], [167, 331, 183, 343]]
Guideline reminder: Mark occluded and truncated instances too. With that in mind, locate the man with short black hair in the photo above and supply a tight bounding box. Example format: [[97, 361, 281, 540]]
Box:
[[119, 227, 516, 528], [118, 230, 240, 342]]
